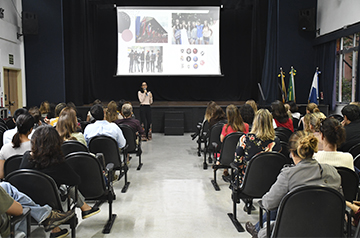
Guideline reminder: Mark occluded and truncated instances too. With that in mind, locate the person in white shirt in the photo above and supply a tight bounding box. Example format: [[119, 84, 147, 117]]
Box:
[[138, 82, 153, 140], [313, 117, 354, 171], [84, 104, 126, 148], [3, 108, 33, 145], [0, 114, 34, 179]]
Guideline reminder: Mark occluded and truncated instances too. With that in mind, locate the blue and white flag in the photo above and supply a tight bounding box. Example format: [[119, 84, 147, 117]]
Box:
[[308, 69, 319, 104]]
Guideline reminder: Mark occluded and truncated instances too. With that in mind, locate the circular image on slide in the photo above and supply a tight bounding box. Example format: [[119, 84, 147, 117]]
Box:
[[193, 63, 198, 69], [193, 56, 198, 62], [181, 49, 184, 53], [122, 29, 133, 42], [201, 51, 205, 56], [200, 60, 205, 66], [180, 56, 184, 61], [193, 48, 198, 54], [186, 56, 191, 62], [186, 48, 191, 54], [118, 12, 131, 33]]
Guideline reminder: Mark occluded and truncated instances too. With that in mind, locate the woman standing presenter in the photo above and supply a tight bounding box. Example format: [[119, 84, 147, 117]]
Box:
[[138, 82, 153, 140]]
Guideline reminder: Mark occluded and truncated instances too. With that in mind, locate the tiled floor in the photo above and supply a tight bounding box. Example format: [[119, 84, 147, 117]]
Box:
[[32, 133, 258, 237]]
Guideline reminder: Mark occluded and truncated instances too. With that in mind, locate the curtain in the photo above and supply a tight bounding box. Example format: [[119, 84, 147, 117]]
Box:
[[260, 0, 279, 105], [356, 44, 360, 102], [314, 41, 337, 111]]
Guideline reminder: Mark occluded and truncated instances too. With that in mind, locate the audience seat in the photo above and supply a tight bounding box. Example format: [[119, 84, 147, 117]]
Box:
[[10, 207, 31, 238], [228, 152, 287, 232], [61, 140, 89, 157], [203, 122, 224, 170], [349, 143, 360, 158], [4, 155, 23, 178], [6, 169, 78, 238], [197, 120, 209, 157], [336, 167, 359, 202], [88, 135, 130, 193], [118, 124, 143, 170], [259, 185, 347, 237], [211, 132, 243, 191], [66, 152, 116, 234]]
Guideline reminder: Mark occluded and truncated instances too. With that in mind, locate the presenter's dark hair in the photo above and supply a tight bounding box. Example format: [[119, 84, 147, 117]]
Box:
[[90, 104, 104, 121], [30, 126, 64, 169], [12, 114, 34, 148], [341, 104, 360, 122]]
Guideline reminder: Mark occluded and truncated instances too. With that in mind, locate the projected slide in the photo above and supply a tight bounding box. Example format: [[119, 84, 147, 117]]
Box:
[[116, 7, 221, 76]]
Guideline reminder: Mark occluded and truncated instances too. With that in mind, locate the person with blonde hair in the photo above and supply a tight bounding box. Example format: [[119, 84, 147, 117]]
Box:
[[234, 109, 281, 184], [39, 101, 50, 118], [56, 107, 86, 145], [245, 99, 257, 113], [298, 102, 319, 130], [245, 131, 342, 238], [204, 101, 217, 122], [307, 112, 326, 150], [106, 101, 121, 123], [313, 117, 353, 170]]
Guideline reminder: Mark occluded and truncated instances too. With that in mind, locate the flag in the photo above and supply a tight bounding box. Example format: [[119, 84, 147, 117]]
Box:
[[308, 69, 319, 104], [287, 67, 296, 102], [278, 68, 287, 103]]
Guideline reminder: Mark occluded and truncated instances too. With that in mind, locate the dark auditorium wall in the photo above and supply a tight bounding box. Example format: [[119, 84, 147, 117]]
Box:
[[278, 0, 317, 104], [22, 0, 66, 107], [22, 0, 317, 106]]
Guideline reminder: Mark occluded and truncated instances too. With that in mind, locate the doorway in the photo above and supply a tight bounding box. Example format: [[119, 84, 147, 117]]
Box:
[[3, 68, 22, 115]]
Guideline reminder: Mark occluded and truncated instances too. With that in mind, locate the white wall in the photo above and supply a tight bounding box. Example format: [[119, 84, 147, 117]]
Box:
[[0, 0, 26, 107], [317, 0, 360, 36]]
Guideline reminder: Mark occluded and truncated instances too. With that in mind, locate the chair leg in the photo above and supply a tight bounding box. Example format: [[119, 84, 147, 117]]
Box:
[[70, 215, 78, 238], [227, 191, 245, 232], [121, 164, 130, 193], [102, 195, 117, 234], [203, 149, 208, 170], [211, 167, 220, 191], [137, 154, 143, 171]]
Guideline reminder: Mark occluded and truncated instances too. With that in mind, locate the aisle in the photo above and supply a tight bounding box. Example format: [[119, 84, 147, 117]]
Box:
[[50, 134, 258, 237]]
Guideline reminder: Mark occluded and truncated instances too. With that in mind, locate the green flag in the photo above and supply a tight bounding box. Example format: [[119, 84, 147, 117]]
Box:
[[287, 67, 296, 102]]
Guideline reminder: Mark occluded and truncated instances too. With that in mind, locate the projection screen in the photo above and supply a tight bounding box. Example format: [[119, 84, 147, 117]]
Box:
[[116, 6, 221, 76]]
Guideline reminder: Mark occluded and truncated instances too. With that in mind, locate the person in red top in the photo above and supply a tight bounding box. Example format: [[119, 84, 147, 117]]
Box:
[[218, 104, 249, 181], [271, 100, 294, 132], [220, 104, 249, 142]]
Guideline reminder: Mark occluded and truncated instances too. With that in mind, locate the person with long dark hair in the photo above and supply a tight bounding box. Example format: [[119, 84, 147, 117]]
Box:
[[271, 100, 294, 132], [20, 126, 100, 237], [138, 82, 153, 140], [0, 114, 34, 179]]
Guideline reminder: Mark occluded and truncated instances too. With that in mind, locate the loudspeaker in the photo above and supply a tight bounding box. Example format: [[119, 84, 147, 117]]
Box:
[[298, 8, 315, 32], [22, 12, 38, 35]]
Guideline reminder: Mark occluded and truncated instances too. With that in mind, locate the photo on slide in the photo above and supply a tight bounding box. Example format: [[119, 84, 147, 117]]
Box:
[[172, 13, 216, 45], [127, 46, 163, 74], [135, 16, 168, 43]]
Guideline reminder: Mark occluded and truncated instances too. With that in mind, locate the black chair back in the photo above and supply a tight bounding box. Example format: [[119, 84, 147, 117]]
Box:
[[292, 118, 299, 130], [275, 127, 293, 138], [118, 124, 137, 152], [89, 136, 122, 169], [328, 114, 344, 122], [240, 152, 287, 198], [6, 169, 63, 210], [279, 141, 293, 164], [201, 120, 209, 137], [207, 122, 225, 152], [275, 132, 289, 143], [61, 140, 88, 156], [4, 154, 23, 177], [354, 154, 360, 170], [336, 167, 359, 202], [219, 132, 243, 166], [66, 152, 106, 199], [0, 125, 8, 149], [349, 143, 360, 158], [272, 186, 345, 237]]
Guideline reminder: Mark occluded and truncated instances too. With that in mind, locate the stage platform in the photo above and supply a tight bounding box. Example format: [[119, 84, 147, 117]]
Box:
[[77, 101, 329, 133]]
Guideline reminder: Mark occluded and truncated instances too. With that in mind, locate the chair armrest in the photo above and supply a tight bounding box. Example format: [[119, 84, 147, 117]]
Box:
[[258, 200, 271, 237], [122, 144, 129, 151], [106, 163, 114, 172], [230, 162, 239, 172], [60, 185, 78, 210], [212, 142, 218, 150], [95, 153, 106, 170], [10, 207, 31, 237]]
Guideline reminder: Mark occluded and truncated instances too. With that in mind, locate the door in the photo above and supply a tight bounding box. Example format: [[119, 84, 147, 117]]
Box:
[[4, 69, 20, 114]]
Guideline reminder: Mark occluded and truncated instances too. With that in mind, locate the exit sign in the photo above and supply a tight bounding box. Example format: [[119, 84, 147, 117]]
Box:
[[9, 54, 14, 65]]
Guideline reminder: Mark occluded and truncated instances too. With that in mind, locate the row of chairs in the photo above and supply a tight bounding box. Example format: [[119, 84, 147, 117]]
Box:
[[2, 124, 144, 236]]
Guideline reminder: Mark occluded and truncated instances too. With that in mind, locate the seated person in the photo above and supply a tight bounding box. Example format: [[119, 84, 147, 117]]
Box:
[[3, 108, 31, 145], [0, 114, 34, 179], [115, 103, 144, 136], [338, 104, 360, 152], [56, 107, 86, 146], [106, 101, 121, 123], [307, 112, 326, 151], [240, 104, 254, 130], [245, 131, 342, 238], [235, 109, 281, 184], [29, 106, 43, 129], [84, 104, 126, 148], [298, 102, 319, 130], [313, 117, 354, 170], [20, 126, 100, 237], [271, 100, 294, 132], [208, 105, 227, 128], [46, 103, 66, 127], [0, 182, 75, 238]]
